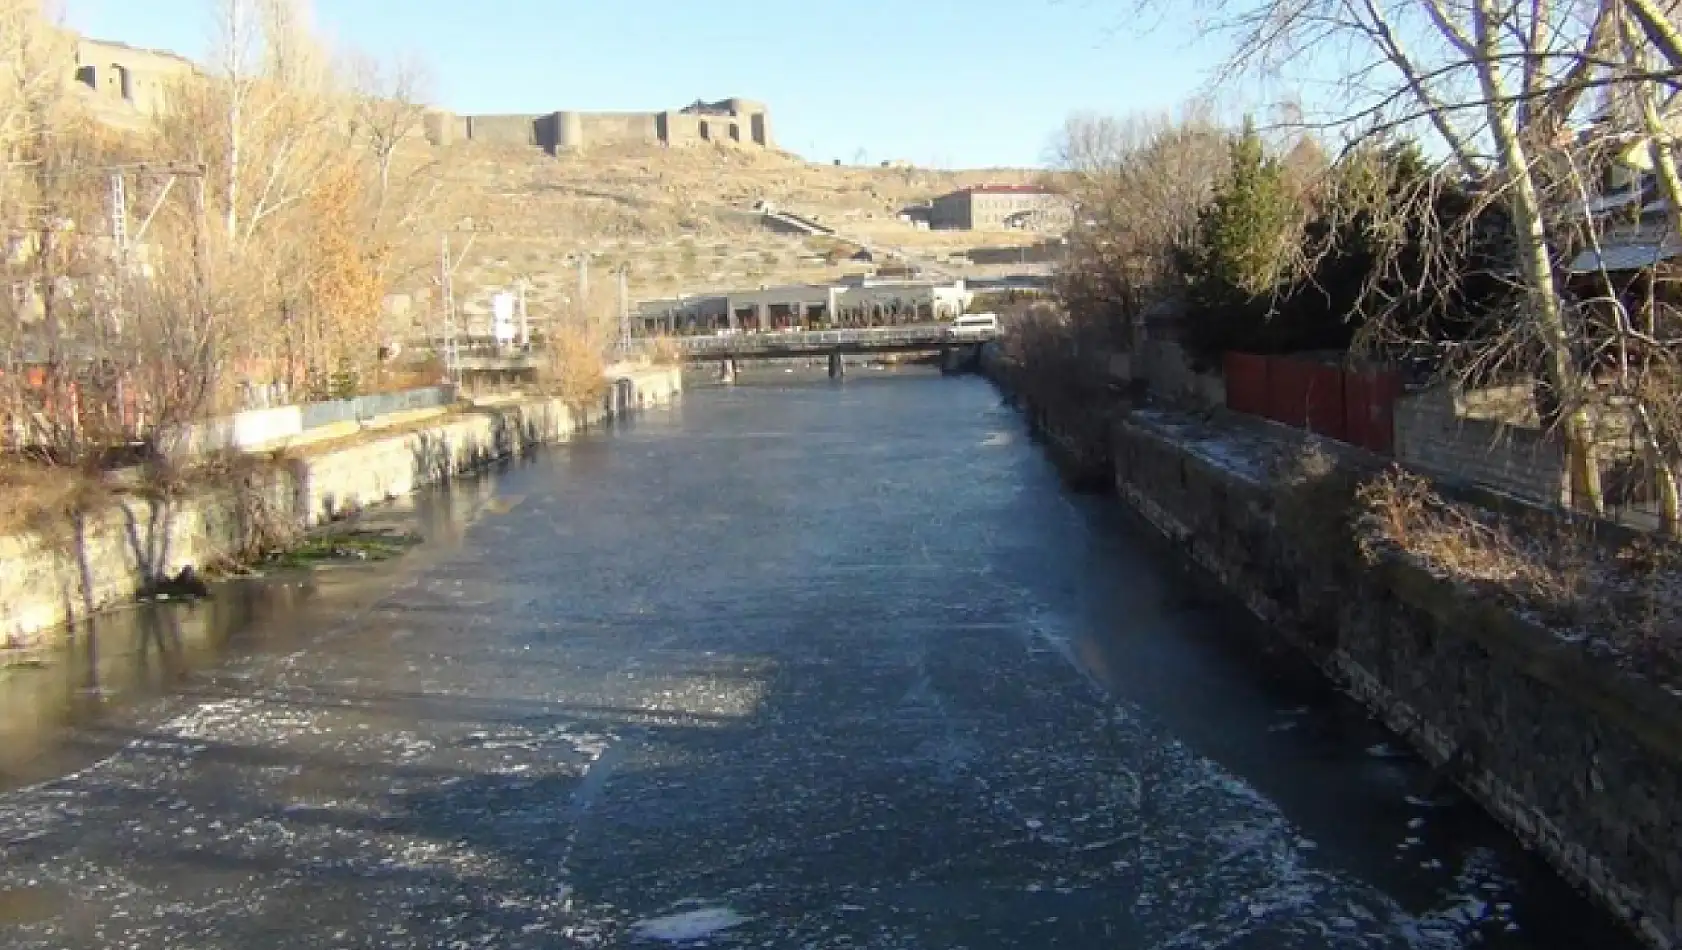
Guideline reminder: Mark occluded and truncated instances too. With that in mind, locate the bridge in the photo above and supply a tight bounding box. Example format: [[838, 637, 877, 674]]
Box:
[[414, 325, 995, 383], [675, 324, 993, 379], [675, 325, 963, 357]]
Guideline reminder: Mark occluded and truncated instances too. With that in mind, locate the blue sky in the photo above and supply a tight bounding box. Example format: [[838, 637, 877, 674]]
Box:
[[61, 0, 1226, 168]]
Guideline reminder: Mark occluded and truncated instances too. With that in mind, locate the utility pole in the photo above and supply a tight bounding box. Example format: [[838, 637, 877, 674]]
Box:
[[108, 172, 129, 334], [109, 172, 129, 264], [617, 266, 631, 356], [440, 234, 459, 385], [516, 279, 530, 349]]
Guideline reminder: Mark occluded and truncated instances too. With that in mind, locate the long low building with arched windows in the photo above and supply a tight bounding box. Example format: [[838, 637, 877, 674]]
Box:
[[637, 277, 975, 335]]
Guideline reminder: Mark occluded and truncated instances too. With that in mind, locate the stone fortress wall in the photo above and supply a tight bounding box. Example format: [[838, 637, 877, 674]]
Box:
[[424, 98, 775, 154], [61, 18, 775, 159], [68, 34, 200, 118]]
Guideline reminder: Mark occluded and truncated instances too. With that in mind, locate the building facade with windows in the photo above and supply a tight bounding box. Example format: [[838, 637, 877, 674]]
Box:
[[928, 185, 1072, 232]]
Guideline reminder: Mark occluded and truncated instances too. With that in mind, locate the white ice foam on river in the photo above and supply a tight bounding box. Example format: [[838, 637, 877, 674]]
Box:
[[629, 907, 747, 942]]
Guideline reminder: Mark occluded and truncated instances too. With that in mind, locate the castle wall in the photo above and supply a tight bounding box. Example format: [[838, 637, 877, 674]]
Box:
[[422, 109, 458, 147], [659, 109, 770, 148], [463, 114, 541, 147], [576, 112, 661, 146], [73, 37, 197, 116], [661, 112, 705, 146], [414, 99, 775, 154]]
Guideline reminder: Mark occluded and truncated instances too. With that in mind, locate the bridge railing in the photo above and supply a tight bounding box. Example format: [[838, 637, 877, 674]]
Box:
[[671, 326, 953, 356]]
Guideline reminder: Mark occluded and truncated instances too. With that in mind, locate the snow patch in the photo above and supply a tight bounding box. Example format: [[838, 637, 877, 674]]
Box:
[[630, 907, 747, 942]]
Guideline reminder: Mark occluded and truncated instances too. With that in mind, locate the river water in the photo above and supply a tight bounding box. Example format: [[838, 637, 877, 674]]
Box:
[[0, 369, 1640, 949]]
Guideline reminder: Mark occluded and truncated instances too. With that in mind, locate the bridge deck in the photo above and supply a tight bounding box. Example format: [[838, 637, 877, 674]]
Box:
[[674, 326, 991, 359]]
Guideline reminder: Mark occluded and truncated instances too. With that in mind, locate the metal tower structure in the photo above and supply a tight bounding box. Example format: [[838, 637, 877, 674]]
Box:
[[616, 266, 631, 357], [109, 172, 129, 261], [440, 234, 460, 384]]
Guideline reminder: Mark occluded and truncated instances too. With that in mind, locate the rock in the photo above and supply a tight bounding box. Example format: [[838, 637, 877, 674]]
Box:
[[147, 565, 211, 601]]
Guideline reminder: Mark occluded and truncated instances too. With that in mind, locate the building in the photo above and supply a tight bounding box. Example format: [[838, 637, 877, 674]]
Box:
[[636, 278, 973, 335], [66, 34, 199, 120], [928, 185, 1072, 232], [426, 98, 775, 155]]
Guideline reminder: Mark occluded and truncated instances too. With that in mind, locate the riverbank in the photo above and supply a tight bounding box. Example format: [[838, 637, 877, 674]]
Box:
[[0, 365, 682, 653], [982, 347, 1682, 949]]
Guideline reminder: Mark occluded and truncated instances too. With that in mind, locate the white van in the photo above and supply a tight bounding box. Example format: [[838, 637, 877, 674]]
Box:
[[945, 312, 999, 340]]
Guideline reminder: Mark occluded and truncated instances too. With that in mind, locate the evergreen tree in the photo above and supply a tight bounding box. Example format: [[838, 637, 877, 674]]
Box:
[[1178, 117, 1300, 357], [1190, 117, 1297, 296]]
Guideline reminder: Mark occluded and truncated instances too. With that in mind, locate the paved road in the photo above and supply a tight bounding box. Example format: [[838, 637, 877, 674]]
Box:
[[0, 370, 1638, 948]]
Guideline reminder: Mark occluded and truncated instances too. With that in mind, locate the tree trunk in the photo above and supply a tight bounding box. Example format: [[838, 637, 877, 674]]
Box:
[[1471, 0, 1604, 514]]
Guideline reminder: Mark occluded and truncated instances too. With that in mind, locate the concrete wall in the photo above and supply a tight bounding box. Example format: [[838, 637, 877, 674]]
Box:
[[930, 190, 1072, 231], [166, 405, 305, 459], [447, 99, 773, 154], [464, 113, 541, 147], [1395, 386, 1570, 507], [72, 36, 197, 116], [1109, 413, 1682, 949], [1139, 338, 1225, 410], [579, 112, 661, 146], [423, 109, 459, 147], [929, 192, 973, 230], [0, 366, 682, 649]]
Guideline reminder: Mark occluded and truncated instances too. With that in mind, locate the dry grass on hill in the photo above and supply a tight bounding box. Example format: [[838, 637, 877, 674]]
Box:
[[388, 140, 1046, 336]]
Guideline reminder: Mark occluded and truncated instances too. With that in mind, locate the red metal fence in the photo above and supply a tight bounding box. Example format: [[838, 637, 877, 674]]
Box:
[[1222, 353, 1400, 454]]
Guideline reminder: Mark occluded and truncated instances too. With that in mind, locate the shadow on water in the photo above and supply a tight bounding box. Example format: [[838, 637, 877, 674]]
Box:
[[0, 456, 524, 791]]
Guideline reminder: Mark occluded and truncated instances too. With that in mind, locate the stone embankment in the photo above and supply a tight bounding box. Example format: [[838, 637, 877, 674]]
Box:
[[0, 365, 682, 649], [982, 345, 1682, 949]]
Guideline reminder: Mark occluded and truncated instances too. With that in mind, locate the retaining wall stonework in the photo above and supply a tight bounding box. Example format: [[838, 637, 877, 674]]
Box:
[[1110, 412, 1682, 949], [0, 366, 682, 648]]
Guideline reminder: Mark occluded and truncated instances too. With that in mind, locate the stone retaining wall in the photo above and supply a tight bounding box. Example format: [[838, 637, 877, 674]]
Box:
[[0, 366, 682, 649], [1110, 413, 1682, 949]]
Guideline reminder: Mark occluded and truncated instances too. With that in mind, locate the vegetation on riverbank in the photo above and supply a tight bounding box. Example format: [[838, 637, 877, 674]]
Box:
[[240, 527, 421, 572], [1016, 3, 1682, 659], [1356, 466, 1682, 679]]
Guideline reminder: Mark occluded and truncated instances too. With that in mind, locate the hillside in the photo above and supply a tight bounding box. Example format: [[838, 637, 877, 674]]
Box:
[[398, 140, 1049, 337]]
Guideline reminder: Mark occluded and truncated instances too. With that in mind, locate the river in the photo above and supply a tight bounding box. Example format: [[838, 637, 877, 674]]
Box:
[[0, 369, 1640, 948]]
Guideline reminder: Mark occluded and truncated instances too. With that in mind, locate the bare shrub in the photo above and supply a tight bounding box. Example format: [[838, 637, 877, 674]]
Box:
[[644, 335, 684, 366], [1271, 440, 1362, 559], [1051, 106, 1229, 351], [1000, 303, 1084, 411], [0, 458, 109, 538], [1354, 467, 1682, 672], [538, 329, 607, 409]]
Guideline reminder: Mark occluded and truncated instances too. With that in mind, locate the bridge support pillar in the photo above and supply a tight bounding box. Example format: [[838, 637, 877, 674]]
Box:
[[941, 343, 977, 375], [827, 350, 845, 379], [719, 357, 738, 384]]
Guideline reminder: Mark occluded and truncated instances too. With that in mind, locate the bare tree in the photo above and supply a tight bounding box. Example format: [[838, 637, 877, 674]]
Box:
[[1137, 0, 1682, 522], [1049, 105, 1231, 348], [349, 52, 430, 207], [151, 0, 444, 400]]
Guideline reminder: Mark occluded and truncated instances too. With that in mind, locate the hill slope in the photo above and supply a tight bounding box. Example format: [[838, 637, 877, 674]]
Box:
[[399, 140, 1048, 335]]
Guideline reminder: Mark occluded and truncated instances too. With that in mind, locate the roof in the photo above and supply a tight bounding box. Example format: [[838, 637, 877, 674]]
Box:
[[1569, 240, 1682, 273], [962, 184, 1058, 195], [77, 35, 198, 69]]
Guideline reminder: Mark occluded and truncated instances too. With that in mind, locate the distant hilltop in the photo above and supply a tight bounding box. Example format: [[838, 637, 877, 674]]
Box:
[[62, 23, 774, 157]]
